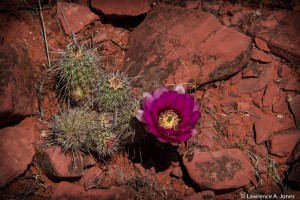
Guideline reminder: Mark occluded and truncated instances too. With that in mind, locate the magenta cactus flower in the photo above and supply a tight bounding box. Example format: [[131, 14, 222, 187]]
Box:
[[135, 85, 201, 146]]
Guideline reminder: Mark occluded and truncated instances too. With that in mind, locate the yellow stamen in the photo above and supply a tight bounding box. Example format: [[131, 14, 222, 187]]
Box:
[[158, 110, 180, 129]]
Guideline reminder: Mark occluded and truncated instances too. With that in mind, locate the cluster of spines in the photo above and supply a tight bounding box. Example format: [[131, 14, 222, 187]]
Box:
[[51, 44, 100, 104], [47, 108, 119, 157], [47, 44, 137, 158]]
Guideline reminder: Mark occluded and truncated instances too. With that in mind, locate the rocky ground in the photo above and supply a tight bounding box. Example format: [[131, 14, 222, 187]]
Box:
[[0, 0, 300, 199]]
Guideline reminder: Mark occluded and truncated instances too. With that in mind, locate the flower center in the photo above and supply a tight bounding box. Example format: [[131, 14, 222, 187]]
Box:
[[158, 110, 180, 129], [108, 77, 123, 90]]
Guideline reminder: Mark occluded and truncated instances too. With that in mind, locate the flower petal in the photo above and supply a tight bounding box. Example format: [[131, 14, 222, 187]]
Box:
[[140, 85, 201, 146], [189, 111, 201, 126], [135, 109, 144, 122], [153, 87, 168, 99], [143, 92, 151, 98], [156, 137, 168, 143], [172, 84, 185, 94], [193, 100, 200, 112], [169, 141, 180, 146], [143, 112, 156, 130], [191, 129, 199, 136], [142, 93, 154, 112]]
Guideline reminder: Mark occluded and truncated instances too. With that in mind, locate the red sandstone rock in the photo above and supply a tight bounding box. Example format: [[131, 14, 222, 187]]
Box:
[[171, 166, 183, 178], [293, 0, 300, 11], [202, 0, 223, 16], [242, 62, 262, 78], [287, 141, 300, 165], [253, 144, 268, 158], [251, 48, 273, 63], [287, 159, 300, 190], [51, 182, 136, 200], [263, 83, 278, 107], [228, 117, 242, 125], [40, 146, 84, 180], [278, 64, 292, 77], [185, 187, 196, 196], [185, 190, 216, 200], [267, 129, 300, 157], [253, 96, 263, 108], [0, 43, 35, 124], [79, 167, 104, 190], [185, 0, 202, 9], [123, 4, 251, 91], [272, 91, 290, 113], [196, 128, 215, 149], [243, 65, 260, 78], [218, 1, 242, 15], [254, 37, 270, 52], [237, 62, 274, 94], [248, 10, 300, 64], [288, 94, 300, 129], [90, 0, 151, 18], [0, 127, 35, 188], [283, 78, 300, 92], [254, 117, 295, 144], [57, 2, 99, 35], [230, 72, 242, 85], [182, 149, 254, 190]]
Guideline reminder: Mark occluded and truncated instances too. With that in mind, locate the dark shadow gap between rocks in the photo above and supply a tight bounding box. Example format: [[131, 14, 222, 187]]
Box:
[[89, 6, 147, 30]]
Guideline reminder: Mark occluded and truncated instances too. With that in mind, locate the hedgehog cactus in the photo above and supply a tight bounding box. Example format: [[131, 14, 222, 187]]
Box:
[[95, 72, 131, 112], [53, 44, 101, 103], [47, 108, 97, 155], [90, 130, 119, 157]]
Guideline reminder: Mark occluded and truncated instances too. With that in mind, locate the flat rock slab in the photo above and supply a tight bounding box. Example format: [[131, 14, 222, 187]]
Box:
[[267, 129, 300, 157], [79, 167, 104, 190], [38, 146, 84, 180], [287, 141, 300, 164], [185, 190, 216, 200], [57, 2, 99, 35], [124, 4, 252, 91], [237, 62, 274, 94], [182, 148, 254, 190], [0, 127, 35, 188], [0, 43, 35, 124], [91, 0, 151, 18], [288, 94, 300, 129], [51, 182, 136, 200], [254, 117, 295, 144], [248, 10, 300, 64]]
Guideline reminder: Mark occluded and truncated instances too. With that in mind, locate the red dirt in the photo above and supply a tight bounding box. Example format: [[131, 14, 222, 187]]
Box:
[[0, 0, 299, 199]]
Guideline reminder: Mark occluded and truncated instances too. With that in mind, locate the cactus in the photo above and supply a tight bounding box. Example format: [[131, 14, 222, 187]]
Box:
[[47, 45, 138, 158], [94, 72, 131, 112], [90, 130, 119, 157], [47, 108, 123, 158], [51, 44, 101, 104], [47, 108, 98, 155]]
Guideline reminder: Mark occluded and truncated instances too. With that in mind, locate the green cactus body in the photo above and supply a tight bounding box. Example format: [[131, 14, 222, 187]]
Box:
[[48, 108, 123, 158], [49, 108, 96, 154], [90, 130, 119, 157], [95, 72, 131, 112], [93, 72, 138, 144], [53, 44, 101, 104]]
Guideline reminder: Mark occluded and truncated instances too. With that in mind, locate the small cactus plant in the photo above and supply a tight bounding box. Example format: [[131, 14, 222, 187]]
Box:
[[47, 108, 122, 158], [90, 130, 119, 157], [47, 108, 97, 155], [47, 44, 138, 159], [51, 44, 101, 104], [94, 72, 131, 112], [93, 71, 138, 144]]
